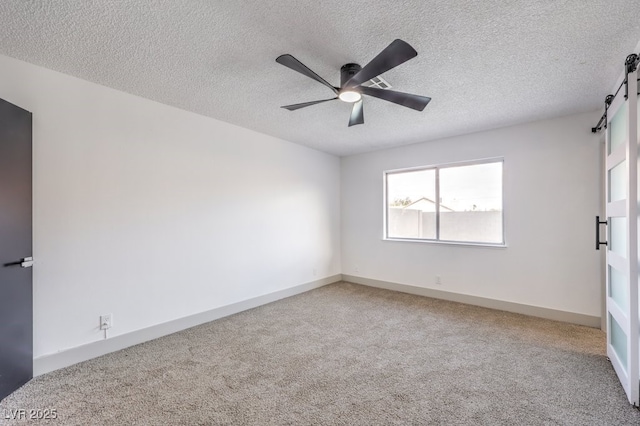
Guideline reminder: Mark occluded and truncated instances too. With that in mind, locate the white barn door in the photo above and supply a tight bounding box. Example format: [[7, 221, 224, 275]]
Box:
[[604, 64, 639, 406]]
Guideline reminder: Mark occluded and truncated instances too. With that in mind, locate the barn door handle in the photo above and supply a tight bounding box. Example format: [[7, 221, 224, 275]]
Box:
[[2, 256, 33, 268], [596, 216, 608, 250]]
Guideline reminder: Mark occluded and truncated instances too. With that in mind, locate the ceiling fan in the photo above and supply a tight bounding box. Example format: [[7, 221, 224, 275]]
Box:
[[276, 39, 431, 127]]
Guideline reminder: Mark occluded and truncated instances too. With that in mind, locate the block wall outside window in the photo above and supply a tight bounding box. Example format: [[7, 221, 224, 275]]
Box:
[[385, 159, 504, 245]]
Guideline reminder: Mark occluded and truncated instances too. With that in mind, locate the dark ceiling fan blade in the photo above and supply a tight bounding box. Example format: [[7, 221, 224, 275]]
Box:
[[281, 97, 338, 111], [348, 100, 364, 127], [344, 39, 417, 88], [276, 54, 339, 94], [360, 86, 431, 111]]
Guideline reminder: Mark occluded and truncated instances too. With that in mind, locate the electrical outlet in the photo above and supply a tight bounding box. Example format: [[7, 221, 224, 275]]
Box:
[[313, 268, 317, 276], [355, 264, 360, 273], [435, 275, 442, 285], [100, 314, 113, 330]]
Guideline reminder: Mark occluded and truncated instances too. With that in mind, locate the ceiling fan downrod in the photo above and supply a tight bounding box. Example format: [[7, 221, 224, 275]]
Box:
[[340, 63, 362, 88]]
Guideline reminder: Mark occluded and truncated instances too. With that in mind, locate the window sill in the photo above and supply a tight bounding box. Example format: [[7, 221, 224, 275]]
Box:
[[382, 237, 507, 249]]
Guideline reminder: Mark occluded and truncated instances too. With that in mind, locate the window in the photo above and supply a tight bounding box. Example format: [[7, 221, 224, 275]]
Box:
[[385, 159, 504, 245]]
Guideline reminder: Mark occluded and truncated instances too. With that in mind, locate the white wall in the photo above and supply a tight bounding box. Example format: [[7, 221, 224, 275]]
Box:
[[0, 54, 341, 359], [341, 111, 602, 317]]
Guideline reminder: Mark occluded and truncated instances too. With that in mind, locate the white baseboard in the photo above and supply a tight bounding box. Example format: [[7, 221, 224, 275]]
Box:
[[342, 275, 600, 328], [34, 274, 342, 376]]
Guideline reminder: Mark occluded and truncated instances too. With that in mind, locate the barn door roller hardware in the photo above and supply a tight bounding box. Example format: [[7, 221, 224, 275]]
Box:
[[592, 53, 640, 133]]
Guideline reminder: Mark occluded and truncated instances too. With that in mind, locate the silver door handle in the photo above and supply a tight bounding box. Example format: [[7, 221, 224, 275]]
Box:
[[3, 256, 33, 268]]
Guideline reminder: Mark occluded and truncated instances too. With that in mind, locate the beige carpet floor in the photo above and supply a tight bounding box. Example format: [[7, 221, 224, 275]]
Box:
[[1, 281, 640, 425]]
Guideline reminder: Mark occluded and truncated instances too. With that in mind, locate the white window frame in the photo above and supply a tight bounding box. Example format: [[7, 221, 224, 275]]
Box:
[[383, 157, 506, 247]]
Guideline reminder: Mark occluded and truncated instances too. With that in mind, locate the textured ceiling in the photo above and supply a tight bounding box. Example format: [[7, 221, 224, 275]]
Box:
[[1, 1, 639, 156]]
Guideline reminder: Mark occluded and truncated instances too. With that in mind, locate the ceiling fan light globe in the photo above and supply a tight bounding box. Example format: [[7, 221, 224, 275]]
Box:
[[338, 91, 362, 103]]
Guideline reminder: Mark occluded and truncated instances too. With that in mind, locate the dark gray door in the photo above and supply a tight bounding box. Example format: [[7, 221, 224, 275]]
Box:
[[0, 98, 33, 401]]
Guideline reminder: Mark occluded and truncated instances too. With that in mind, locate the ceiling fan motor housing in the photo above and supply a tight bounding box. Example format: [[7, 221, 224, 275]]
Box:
[[340, 63, 362, 88]]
